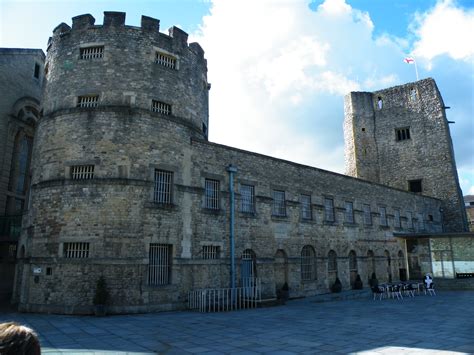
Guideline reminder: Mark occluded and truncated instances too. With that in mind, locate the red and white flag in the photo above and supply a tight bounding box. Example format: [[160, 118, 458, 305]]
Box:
[[404, 57, 415, 64]]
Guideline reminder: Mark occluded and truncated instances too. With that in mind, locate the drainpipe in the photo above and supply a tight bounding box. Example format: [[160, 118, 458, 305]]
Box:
[[226, 164, 237, 290]]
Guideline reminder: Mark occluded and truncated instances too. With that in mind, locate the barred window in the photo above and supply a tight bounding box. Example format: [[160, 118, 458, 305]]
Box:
[[301, 245, 316, 281], [71, 165, 94, 180], [240, 184, 255, 213], [80, 46, 104, 60], [394, 209, 401, 228], [379, 207, 387, 226], [324, 198, 335, 222], [155, 51, 177, 69], [148, 243, 172, 285], [154, 169, 173, 204], [395, 127, 411, 141], [64, 242, 89, 258], [363, 204, 372, 225], [301, 194, 312, 220], [345, 201, 354, 223], [77, 95, 99, 108], [151, 100, 171, 115], [272, 190, 286, 216], [205, 179, 220, 210], [202, 245, 219, 260]]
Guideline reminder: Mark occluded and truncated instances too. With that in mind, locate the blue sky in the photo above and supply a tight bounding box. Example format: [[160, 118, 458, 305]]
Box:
[[1, 0, 473, 195]]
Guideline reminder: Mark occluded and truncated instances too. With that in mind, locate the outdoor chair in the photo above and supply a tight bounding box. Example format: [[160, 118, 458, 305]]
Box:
[[388, 284, 403, 300], [371, 286, 385, 300], [426, 283, 436, 296], [402, 283, 415, 297]]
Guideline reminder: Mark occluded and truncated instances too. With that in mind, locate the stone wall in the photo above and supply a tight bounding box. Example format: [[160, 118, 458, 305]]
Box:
[[344, 79, 467, 232]]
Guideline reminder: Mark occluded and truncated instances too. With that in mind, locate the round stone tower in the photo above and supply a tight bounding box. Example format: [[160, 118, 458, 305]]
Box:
[[15, 12, 210, 314]]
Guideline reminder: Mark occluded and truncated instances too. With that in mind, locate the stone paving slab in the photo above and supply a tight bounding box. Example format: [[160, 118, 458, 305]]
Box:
[[1, 291, 473, 354]]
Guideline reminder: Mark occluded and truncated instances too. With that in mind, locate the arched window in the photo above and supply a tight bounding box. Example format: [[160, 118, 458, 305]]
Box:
[[301, 245, 316, 281], [328, 250, 337, 272]]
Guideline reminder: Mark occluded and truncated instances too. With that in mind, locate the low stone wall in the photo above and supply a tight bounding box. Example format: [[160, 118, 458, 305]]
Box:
[[434, 277, 474, 291]]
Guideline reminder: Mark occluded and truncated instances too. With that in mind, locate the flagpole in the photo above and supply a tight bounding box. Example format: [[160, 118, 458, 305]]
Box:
[[414, 60, 419, 81]]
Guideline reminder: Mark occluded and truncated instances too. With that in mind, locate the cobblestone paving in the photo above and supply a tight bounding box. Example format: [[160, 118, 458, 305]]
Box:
[[1, 291, 473, 354]]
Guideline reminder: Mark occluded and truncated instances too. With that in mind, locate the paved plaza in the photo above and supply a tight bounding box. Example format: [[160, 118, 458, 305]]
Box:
[[1, 291, 473, 354]]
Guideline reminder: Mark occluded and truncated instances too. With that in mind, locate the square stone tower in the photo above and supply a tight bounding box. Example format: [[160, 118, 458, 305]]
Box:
[[344, 78, 468, 232]]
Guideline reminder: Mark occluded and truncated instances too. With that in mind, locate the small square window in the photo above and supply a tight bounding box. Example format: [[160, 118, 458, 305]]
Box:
[[202, 245, 220, 260], [77, 95, 99, 108], [395, 127, 411, 141], [155, 51, 177, 69], [70, 165, 94, 180], [64, 242, 89, 258], [409, 179, 422, 193]]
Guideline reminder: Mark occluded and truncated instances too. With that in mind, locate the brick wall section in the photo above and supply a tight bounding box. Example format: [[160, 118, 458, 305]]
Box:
[[344, 78, 468, 232]]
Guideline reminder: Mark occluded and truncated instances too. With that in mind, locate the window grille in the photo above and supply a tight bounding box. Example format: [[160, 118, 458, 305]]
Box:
[[151, 100, 171, 115], [379, 207, 387, 226], [80, 46, 104, 60], [77, 95, 99, 108], [324, 198, 335, 222], [345, 201, 354, 223], [64, 242, 89, 258], [154, 169, 173, 204], [155, 51, 177, 69], [71, 165, 94, 180], [363, 204, 372, 225], [301, 194, 312, 220], [301, 245, 316, 281], [272, 190, 286, 216], [205, 179, 220, 210], [148, 243, 172, 285], [202, 245, 219, 260], [240, 184, 255, 213], [395, 127, 411, 141], [394, 209, 401, 228]]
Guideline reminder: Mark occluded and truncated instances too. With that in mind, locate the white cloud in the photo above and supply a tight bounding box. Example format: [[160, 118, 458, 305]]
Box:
[[411, 0, 474, 62]]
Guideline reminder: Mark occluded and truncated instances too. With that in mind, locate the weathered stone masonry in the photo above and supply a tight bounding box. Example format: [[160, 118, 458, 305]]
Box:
[[12, 12, 467, 314]]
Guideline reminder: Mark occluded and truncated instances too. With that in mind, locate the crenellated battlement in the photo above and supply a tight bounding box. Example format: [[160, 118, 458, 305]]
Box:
[[49, 12, 193, 53]]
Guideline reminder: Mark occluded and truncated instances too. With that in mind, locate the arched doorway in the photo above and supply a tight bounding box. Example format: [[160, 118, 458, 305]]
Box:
[[367, 250, 376, 282], [241, 249, 256, 282], [327, 250, 337, 286], [349, 250, 358, 288], [385, 250, 392, 282], [398, 250, 407, 281], [274, 249, 288, 289]]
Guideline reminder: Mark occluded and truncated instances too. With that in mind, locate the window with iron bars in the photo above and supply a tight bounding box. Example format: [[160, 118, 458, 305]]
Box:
[[155, 51, 177, 69], [71, 165, 94, 180], [80, 46, 104, 60], [324, 198, 335, 222], [148, 243, 172, 286], [202, 245, 220, 260], [395, 127, 411, 141], [301, 245, 316, 281], [154, 169, 173, 204], [301, 194, 312, 220], [240, 184, 255, 213], [205, 179, 220, 210], [63, 242, 89, 258], [77, 95, 99, 108], [151, 100, 171, 115], [272, 190, 286, 216], [345, 201, 354, 223], [363, 204, 372, 225], [394, 209, 401, 228], [379, 207, 388, 226]]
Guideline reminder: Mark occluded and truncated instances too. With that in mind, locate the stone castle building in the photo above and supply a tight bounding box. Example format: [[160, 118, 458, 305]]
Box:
[[0, 12, 470, 314]]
